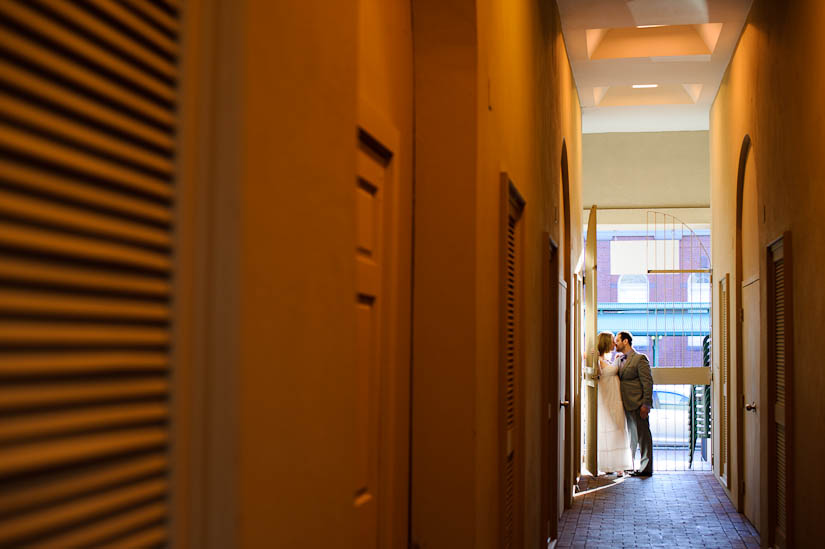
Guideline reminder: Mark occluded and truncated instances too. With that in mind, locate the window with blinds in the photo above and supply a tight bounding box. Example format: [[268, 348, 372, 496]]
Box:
[[500, 176, 524, 549], [0, 0, 179, 546], [719, 274, 729, 481], [768, 234, 792, 548]]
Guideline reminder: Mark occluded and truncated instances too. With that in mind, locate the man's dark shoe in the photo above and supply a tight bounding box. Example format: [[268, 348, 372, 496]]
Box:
[[630, 471, 652, 477]]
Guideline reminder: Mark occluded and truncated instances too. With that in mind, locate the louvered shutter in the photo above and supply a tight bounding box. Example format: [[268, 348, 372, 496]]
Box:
[[0, 0, 179, 546], [769, 235, 792, 548], [500, 177, 524, 549], [719, 274, 730, 481]]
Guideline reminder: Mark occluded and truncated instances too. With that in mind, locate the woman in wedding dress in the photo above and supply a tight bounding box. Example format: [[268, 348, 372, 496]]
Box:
[[596, 331, 632, 475]]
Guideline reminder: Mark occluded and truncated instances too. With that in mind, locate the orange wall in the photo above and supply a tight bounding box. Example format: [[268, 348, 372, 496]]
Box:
[[196, 0, 580, 546], [197, 1, 361, 546], [411, 0, 480, 545], [710, 1, 825, 545], [412, 0, 582, 546], [477, 1, 582, 546]]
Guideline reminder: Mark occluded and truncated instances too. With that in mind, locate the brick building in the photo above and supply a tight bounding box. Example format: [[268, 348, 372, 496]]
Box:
[[593, 228, 712, 368]]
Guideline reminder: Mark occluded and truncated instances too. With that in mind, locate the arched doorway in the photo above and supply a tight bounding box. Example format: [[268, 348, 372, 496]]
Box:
[[735, 135, 761, 531]]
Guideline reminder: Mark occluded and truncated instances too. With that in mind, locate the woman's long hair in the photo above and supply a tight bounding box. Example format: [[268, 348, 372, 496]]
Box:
[[597, 331, 614, 356]]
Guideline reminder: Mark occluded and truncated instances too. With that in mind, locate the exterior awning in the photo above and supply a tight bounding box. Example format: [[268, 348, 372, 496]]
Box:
[[596, 303, 710, 336]]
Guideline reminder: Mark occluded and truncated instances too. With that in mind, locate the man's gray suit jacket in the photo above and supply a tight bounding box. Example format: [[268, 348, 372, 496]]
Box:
[[618, 349, 653, 411]]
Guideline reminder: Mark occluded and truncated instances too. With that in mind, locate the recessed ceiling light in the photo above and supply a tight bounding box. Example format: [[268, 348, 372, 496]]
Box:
[[636, 24, 665, 29], [632, 84, 659, 89]]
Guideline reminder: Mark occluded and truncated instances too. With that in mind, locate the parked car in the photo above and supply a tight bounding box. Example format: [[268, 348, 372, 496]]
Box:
[[649, 389, 690, 447]]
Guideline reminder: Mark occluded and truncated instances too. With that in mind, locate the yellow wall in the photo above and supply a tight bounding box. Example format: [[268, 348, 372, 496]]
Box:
[[583, 131, 710, 209], [412, 0, 582, 546], [710, 1, 825, 545]]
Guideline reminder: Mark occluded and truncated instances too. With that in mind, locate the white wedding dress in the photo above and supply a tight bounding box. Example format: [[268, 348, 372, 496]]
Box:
[[597, 356, 632, 473]]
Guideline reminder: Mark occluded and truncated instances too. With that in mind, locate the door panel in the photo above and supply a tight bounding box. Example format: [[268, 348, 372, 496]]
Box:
[[742, 280, 760, 530]]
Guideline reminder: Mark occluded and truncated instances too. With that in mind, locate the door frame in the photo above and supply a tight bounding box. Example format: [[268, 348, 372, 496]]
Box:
[[175, 1, 242, 546]]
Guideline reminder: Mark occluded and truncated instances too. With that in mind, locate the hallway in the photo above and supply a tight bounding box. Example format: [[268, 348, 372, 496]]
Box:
[[560, 473, 759, 548], [0, 0, 823, 547]]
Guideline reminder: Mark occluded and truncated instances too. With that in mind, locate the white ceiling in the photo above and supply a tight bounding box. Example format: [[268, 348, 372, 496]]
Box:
[[556, 0, 753, 133]]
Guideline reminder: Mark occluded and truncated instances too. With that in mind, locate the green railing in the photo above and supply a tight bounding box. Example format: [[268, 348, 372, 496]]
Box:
[[689, 335, 712, 467]]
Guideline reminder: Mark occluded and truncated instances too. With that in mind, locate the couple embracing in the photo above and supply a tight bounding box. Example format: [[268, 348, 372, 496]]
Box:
[[595, 331, 654, 477]]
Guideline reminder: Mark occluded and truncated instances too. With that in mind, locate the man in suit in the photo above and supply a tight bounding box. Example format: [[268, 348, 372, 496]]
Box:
[[614, 331, 654, 476]]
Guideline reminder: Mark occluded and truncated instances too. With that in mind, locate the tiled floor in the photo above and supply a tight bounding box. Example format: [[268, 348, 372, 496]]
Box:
[[558, 472, 760, 548]]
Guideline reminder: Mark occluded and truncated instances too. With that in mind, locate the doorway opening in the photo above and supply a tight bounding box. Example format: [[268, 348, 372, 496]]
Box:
[[581, 209, 713, 473]]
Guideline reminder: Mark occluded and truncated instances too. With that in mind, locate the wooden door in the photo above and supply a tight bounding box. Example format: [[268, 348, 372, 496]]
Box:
[[557, 280, 568, 516], [0, 1, 180, 546], [718, 274, 731, 483], [572, 273, 583, 484], [501, 177, 525, 549], [739, 146, 760, 530], [354, 2, 413, 545], [353, 101, 411, 548], [767, 234, 793, 548], [542, 237, 560, 545], [584, 206, 598, 475], [742, 279, 760, 527]]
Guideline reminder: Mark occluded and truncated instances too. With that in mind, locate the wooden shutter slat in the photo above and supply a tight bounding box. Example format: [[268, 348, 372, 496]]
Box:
[[0, 123, 172, 200], [27, 501, 166, 549], [32, 0, 177, 80], [0, 402, 168, 442], [0, 1, 178, 543], [0, 1, 175, 103], [27, 502, 168, 549], [0, 189, 171, 249], [0, 321, 170, 346], [0, 427, 168, 477], [0, 378, 168, 410], [120, 0, 180, 35], [769, 236, 792, 547], [0, 289, 169, 320], [0, 221, 171, 271], [0, 27, 173, 127], [0, 453, 167, 515], [500, 179, 523, 549], [98, 523, 167, 549], [0, 159, 172, 225], [0, 350, 168, 376], [0, 255, 170, 297], [85, 0, 178, 57], [0, 60, 173, 151], [0, 92, 173, 175], [160, 0, 180, 12], [0, 477, 166, 545]]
